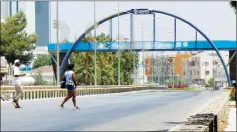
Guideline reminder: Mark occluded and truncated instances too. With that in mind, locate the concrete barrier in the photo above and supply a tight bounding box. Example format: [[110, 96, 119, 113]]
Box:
[[1, 85, 167, 101], [169, 89, 230, 131]]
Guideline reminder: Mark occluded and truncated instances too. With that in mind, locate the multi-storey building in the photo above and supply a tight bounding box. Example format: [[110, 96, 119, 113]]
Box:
[[181, 51, 229, 85], [174, 53, 193, 76]]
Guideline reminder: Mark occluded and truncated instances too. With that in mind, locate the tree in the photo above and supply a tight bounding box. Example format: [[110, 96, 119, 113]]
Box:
[[32, 70, 47, 85], [0, 11, 37, 65], [72, 33, 115, 85], [33, 55, 52, 69], [208, 77, 214, 87], [230, 1, 236, 13], [71, 33, 139, 85]]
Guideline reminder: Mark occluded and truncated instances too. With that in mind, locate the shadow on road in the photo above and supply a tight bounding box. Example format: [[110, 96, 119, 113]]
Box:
[[163, 121, 185, 125], [153, 129, 169, 132]]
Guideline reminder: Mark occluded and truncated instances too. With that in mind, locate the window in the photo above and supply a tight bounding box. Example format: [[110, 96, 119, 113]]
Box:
[[191, 61, 195, 66], [197, 71, 199, 75], [205, 62, 209, 66], [205, 71, 209, 75], [197, 62, 199, 66], [146, 67, 149, 73]]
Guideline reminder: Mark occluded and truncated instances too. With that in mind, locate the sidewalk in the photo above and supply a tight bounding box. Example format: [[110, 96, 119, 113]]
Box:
[[224, 102, 236, 131]]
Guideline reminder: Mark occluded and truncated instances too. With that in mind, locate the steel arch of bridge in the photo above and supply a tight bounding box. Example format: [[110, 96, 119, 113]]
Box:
[[60, 8, 232, 86]]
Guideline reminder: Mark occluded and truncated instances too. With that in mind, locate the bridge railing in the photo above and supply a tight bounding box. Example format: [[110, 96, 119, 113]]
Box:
[[1, 85, 167, 101], [48, 40, 236, 52]]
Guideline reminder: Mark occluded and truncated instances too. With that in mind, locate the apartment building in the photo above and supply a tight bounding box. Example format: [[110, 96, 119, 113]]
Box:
[[181, 57, 192, 84], [191, 52, 214, 84], [213, 64, 227, 87], [181, 51, 229, 85], [174, 53, 193, 76]]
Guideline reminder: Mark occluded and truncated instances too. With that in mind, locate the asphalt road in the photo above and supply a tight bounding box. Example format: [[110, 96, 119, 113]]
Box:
[[1, 90, 221, 131]]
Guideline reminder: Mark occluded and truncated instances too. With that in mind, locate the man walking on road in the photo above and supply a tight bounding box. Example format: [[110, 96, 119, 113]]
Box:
[[12, 59, 25, 108]]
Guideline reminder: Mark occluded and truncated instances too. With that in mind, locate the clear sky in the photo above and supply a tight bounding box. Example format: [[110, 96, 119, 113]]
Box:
[[49, 1, 236, 43]]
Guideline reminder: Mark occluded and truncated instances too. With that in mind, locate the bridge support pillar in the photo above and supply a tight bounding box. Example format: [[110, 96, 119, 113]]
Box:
[[229, 50, 236, 84], [52, 52, 68, 82]]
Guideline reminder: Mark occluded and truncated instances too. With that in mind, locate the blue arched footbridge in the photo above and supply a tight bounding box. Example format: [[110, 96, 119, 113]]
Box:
[[48, 40, 236, 52], [49, 8, 235, 86]]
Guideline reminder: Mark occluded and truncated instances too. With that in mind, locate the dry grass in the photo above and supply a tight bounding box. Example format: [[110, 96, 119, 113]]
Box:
[[219, 101, 235, 132]]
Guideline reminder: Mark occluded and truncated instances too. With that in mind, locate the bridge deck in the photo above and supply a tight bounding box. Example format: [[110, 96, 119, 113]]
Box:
[[48, 40, 236, 52], [1, 90, 220, 131]]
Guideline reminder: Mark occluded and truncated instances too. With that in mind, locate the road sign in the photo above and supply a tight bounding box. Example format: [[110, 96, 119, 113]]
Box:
[[131, 9, 152, 15]]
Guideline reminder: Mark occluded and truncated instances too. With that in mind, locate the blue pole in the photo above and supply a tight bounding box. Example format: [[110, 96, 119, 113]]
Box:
[[16, 1, 19, 13], [9, 1, 12, 16]]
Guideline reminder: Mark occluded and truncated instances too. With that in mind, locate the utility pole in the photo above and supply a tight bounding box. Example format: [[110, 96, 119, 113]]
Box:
[[117, 1, 120, 85], [93, 1, 97, 86], [56, 1, 59, 86], [142, 23, 145, 84]]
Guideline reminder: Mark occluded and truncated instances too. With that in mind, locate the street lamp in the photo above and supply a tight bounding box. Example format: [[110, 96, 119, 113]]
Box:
[[56, 1, 59, 86], [93, 1, 97, 86], [53, 19, 70, 86], [113, 2, 121, 85]]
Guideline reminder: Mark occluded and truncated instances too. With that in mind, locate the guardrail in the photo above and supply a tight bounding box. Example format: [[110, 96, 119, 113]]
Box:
[[169, 89, 230, 132], [1, 85, 167, 101]]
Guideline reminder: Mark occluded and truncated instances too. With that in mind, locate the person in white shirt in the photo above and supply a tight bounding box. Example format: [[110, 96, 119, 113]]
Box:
[[12, 59, 25, 108]]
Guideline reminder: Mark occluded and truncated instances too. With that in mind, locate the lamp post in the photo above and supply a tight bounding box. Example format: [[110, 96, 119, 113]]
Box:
[[137, 24, 148, 84], [168, 30, 176, 87], [117, 2, 120, 86], [93, 1, 97, 86], [53, 19, 70, 85], [117, 2, 121, 86], [113, 2, 120, 85], [56, 1, 59, 86], [124, 17, 136, 85]]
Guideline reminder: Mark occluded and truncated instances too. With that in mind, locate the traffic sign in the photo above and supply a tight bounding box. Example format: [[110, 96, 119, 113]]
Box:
[[131, 9, 152, 15]]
